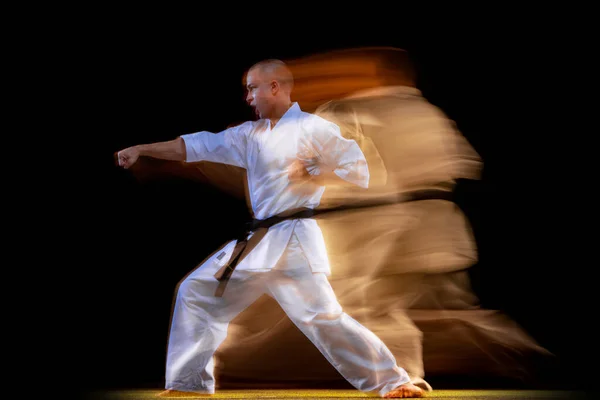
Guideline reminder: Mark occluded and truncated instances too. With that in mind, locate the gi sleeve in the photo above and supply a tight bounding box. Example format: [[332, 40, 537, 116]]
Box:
[[180, 121, 250, 169]]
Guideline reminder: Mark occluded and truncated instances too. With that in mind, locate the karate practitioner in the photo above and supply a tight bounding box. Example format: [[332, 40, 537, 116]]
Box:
[[116, 59, 425, 398]]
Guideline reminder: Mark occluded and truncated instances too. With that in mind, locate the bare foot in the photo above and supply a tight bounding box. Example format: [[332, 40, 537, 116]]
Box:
[[382, 382, 425, 398], [156, 389, 212, 397]]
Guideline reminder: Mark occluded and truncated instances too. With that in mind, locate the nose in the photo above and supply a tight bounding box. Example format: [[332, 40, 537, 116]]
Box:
[[246, 92, 253, 105]]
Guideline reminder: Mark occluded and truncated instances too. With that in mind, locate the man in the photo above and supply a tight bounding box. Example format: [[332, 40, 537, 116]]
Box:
[[209, 48, 485, 392], [116, 59, 424, 398]]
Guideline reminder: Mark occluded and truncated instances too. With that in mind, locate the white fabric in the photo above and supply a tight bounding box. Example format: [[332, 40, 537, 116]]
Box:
[[181, 103, 369, 275], [168, 104, 411, 395], [166, 233, 410, 395]]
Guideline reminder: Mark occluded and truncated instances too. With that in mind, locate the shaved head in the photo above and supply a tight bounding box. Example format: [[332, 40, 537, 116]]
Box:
[[247, 59, 294, 94], [244, 59, 295, 121]]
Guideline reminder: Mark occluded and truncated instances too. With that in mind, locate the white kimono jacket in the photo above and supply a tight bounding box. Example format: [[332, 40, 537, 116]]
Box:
[[181, 102, 369, 275]]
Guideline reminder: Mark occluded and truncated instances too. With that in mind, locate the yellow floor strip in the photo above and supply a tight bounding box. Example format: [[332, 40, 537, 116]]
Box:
[[84, 389, 580, 400]]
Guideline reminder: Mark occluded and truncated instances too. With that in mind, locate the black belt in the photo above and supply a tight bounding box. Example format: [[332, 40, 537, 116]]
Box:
[[213, 188, 453, 297]]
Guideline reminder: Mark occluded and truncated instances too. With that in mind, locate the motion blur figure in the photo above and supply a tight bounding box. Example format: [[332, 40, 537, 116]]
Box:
[[303, 47, 482, 386], [212, 48, 550, 389]]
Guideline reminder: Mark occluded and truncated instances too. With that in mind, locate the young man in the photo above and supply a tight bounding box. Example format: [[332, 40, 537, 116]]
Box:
[[116, 59, 424, 398]]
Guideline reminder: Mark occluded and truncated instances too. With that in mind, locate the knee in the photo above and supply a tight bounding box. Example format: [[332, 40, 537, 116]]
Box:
[[173, 278, 218, 322], [300, 309, 344, 325]]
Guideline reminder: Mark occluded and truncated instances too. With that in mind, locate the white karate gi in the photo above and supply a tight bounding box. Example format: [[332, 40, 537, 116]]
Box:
[[165, 103, 410, 395]]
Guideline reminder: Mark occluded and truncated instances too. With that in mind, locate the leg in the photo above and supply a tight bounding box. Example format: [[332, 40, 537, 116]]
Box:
[[266, 238, 423, 397], [161, 241, 266, 395]]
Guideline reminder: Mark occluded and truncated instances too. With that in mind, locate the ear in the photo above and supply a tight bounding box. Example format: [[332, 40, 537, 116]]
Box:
[[270, 80, 280, 94]]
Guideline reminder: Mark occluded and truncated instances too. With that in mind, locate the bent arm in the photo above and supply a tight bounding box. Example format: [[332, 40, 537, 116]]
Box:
[[301, 121, 370, 189], [308, 169, 353, 187]]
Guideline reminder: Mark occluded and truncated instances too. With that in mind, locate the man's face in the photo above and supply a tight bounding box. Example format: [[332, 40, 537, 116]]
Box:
[[245, 68, 274, 119]]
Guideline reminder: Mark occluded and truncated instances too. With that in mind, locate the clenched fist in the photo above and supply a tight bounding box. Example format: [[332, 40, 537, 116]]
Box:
[[288, 159, 311, 182], [116, 146, 140, 169]]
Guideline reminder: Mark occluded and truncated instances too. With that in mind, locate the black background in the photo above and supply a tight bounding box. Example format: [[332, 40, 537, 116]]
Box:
[[75, 12, 590, 395]]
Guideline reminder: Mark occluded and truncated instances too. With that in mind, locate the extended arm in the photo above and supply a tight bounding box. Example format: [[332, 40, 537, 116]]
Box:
[[116, 122, 250, 170], [116, 138, 186, 169]]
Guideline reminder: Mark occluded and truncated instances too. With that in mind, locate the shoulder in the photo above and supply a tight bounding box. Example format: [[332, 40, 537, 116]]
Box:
[[297, 110, 340, 133], [228, 120, 256, 131], [224, 120, 264, 138]]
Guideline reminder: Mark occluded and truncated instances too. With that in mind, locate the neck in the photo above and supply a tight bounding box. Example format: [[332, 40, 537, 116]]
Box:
[[269, 101, 293, 127]]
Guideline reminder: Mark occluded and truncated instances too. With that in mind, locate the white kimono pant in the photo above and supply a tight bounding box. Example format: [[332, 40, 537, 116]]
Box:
[[165, 233, 410, 395]]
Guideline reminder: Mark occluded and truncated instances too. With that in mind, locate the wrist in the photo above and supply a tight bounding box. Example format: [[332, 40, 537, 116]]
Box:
[[134, 144, 146, 156]]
